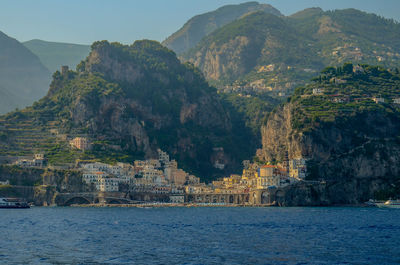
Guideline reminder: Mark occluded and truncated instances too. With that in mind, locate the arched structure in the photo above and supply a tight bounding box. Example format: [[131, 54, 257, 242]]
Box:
[[64, 197, 91, 206]]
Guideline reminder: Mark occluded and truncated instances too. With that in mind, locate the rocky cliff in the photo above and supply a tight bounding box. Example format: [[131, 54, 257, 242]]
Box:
[[261, 64, 400, 203], [183, 8, 400, 89], [0, 40, 253, 180], [262, 104, 400, 181], [0, 165, 88, 205]]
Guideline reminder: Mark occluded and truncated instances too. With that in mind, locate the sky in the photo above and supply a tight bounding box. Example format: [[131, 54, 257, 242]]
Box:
[[0, 0, 399, 45]]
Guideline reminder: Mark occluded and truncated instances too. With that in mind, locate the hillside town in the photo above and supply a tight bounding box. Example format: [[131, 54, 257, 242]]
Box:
[[9, 147, 308, 204]]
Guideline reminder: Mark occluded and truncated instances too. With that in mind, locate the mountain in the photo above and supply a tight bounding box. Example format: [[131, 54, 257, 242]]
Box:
[[23, 39, 90, 73], [261, 63, 400, 204], [0, 40, 255, 181], [0, 31, 51, 114], [162, 1, 282, 55], [183, 8, 400, 92]]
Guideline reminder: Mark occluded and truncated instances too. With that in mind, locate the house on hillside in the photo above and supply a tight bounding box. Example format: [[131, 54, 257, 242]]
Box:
[[330, 94, 350, 103], [70, 137, 91, 151], [372, 97, 385, 104], [393, 98, 400, 104], [312, 88, 324, 95]]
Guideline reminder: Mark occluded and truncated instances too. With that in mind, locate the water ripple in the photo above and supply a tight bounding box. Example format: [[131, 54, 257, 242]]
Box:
[[0, 207, 399, 264]]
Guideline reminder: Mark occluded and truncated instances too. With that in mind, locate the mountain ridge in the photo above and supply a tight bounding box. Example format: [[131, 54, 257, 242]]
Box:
[[162, 1, 282, 54], [23, 39, 90, 73], [0, 31, 51, 114], [0, 40, 255, 181], [182, 8, 400, 93]]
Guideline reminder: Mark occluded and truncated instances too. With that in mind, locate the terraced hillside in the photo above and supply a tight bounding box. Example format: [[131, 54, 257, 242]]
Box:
[[0, 40, 258, 180], [0, 113, 72, 164]]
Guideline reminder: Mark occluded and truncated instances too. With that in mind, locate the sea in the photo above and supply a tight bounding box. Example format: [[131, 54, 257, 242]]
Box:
[[1, 207, 400, 264]]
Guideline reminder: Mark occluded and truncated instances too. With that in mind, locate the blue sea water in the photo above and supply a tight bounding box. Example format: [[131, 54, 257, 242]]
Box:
[[0, 207, 400, 264]]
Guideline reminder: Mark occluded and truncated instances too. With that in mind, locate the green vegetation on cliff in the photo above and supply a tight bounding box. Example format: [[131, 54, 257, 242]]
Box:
[[183, 8, 400, 92], [0, 40, 256, 181], [262, 64, 400, 191], [162, 1, 281, 54], [290, 63, 400, 131], [220, 92, 279, 137]]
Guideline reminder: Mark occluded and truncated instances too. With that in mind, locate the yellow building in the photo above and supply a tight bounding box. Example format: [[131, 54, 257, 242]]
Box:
[[70, 137, 90, 151]]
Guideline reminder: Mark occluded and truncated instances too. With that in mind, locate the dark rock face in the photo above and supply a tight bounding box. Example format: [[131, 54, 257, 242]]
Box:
[[0, 165, 89, 206], [261, 102, 400, 204], [53, 41, 244, 178], [267, 178, 396, 206]]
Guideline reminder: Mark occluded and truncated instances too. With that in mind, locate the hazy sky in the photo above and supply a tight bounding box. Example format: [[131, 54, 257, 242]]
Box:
[[1, 0, 399, 45]]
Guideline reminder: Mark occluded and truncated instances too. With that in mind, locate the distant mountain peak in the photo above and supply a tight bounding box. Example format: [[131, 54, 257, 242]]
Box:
[[182, 6, 400, 91], [0, 31, 50, 114], [162, 1, 282, 54], [23, 39, 90, 73], [0, 39, 254, 180]]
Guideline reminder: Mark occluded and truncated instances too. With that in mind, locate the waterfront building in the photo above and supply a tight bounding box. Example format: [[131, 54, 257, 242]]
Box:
[[98, 177, 119, 192], [289, 158, 307, 180], [256, 165, 281, 189], [169, 194, 185, 203]]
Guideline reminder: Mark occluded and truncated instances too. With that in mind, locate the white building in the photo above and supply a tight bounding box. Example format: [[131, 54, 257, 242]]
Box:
[[214, 162, 225, 170], [256, 166, 281, 189], [82, 171, 123, 192], [312, 88, 324, 95], [289, 158, 307, 180], [82, 162, 109, 173], [98, 178, 119, 192], [158, 149, 170, 164], [169, 194, 185, 203], [372, 97, 385, 104], [0, 180, 10, 185]]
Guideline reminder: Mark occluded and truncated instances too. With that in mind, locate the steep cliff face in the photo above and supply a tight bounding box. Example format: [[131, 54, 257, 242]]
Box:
[[183, 8, 400, 89], [262, 104, 400, 180], [0, 165, 89, 205], [184, 12, 313, 84], [1, 40, 251, 180], [267, 178, 397, 206], [261, 64, 400, 203], [68, 41, 236, 177], [261, 104, 300, 161]]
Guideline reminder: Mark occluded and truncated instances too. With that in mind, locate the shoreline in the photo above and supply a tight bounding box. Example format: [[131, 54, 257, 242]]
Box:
[[66, 202, 373, 208]]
